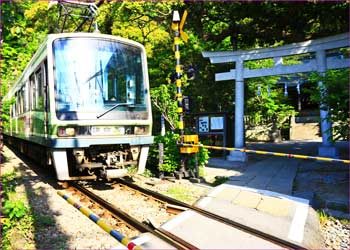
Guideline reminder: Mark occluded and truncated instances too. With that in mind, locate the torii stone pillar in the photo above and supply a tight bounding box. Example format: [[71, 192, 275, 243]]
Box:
[[228, 58, 247, 161], [316, 50, 339, 157]]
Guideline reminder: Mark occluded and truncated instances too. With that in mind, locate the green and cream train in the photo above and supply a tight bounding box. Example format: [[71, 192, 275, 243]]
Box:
[[3, 33, 153, 180]]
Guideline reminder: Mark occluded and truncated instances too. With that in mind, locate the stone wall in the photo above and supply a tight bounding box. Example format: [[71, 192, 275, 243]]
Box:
[[245, 123, 282, 142], [245, 116, 322, 142], [289, 116, 321, 140]]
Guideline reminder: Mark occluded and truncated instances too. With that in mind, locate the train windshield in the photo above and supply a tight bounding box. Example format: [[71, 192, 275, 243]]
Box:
[[53, 37, 148, 120]]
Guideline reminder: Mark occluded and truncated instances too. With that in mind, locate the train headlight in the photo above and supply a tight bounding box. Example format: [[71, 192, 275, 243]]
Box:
[[58, 127, 76, 137], [115, 126, 125, 135], [134, 126, 148, 135]]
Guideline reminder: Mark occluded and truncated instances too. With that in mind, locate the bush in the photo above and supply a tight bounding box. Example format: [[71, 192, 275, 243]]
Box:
[[148, 132, 210, 175]]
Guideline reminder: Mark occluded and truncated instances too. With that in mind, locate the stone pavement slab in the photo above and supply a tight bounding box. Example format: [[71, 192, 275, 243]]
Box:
[[195, 184, 324, 249], [226, 158, 300, 195], [160, 210, 282, 249]]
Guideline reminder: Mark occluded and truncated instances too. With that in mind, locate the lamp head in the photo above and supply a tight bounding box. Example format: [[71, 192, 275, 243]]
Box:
[[173, 11, 180, 22]]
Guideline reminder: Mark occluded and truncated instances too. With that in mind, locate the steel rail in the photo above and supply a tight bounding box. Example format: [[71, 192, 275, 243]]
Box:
[[181, 143, 350, 164], [70, 182, 199, 250], [117, 178, 308, 250]]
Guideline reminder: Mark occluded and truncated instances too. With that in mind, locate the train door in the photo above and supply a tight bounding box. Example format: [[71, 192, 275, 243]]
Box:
[[43, 60, 49, 138], [32, 62, 47, 137], [25, 81, 30, 138], [29, 74, 35, 136], [14, 92, 18, 134]]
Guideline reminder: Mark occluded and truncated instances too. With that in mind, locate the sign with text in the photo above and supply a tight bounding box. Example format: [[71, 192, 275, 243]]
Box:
[[198, 116, 209, 133], [210, 116, 224, 130]]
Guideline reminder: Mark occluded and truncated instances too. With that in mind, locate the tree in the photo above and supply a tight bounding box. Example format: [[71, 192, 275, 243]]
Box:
[[2, 1, 348, 135], [151, 84, 178, 131], [308, 69, 349, 141]]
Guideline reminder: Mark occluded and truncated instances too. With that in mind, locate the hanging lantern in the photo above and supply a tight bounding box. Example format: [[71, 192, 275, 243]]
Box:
[[284, 83, 288, 97], [296, 83, 301, 95], [257, 85, 261, 96]]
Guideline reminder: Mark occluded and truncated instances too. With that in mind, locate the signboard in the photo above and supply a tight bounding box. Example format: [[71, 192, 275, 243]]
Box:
[[198, 116, 224, 133], [198, 116, 209, 133], [210, 116, 224, 130], [194, 113, 228, 156]]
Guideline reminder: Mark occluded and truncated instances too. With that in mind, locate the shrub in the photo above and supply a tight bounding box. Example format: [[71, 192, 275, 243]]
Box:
[[148, 132, 210, 176]]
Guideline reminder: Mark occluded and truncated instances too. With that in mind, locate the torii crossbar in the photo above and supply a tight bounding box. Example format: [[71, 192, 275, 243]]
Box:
[[202, 33, 349, 161]]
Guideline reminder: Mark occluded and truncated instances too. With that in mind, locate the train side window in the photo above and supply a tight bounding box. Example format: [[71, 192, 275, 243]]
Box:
[[19, 87, 24, 114], [16, 92, 20, 115], [12, 96, 17, 117], [30, 74, 35, 111], [43, 60, 48, 108], [35, 69, 43, 110], [24, 81, 29, 112], [34, 63, 45, 111]]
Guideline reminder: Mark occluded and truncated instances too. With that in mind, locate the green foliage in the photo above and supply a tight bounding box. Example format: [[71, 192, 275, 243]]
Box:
[[317, 209, 329, 226], [1, 97, 15, 130], [308, 69, 349, 141], [1, 171, 34, 250], [3, 199, 28, 220], [149, 132, 180, 173], [1, 171, 17, 199], [188, 143, 210, 176], [151, 84, 178, 131], [2, 2, 49, 85], [2, 172, 24, 226], [246, 76, 297, 128], [127, 165, 155, 177], [212, 176, 229, 186], [162, 186, 194, 203], [148, 132, 210, 175]]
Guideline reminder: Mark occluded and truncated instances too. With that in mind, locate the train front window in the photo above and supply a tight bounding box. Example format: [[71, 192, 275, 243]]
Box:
[[53, 38, 148, 120]]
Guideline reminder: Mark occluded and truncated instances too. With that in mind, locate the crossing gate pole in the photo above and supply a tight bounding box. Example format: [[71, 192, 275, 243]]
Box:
[[172, 11, 186, 177], [171, 11, 200, 179]]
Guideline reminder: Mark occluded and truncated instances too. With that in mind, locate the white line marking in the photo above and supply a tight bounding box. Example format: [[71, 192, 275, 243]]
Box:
[[288, 203, 309, 243], [161, 210, 195, 231], [131, 235, 152, 246], [207, 184, 225, 197], [196, 197, 212, 208]]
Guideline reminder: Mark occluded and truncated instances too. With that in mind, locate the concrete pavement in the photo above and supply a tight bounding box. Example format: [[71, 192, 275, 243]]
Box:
[[194, 184, 323, 248], [206, 140, 349, 212]]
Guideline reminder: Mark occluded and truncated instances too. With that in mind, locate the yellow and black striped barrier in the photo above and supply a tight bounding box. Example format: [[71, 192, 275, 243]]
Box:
[[180, 143, 350, 164], [57, 191, 141, 250]]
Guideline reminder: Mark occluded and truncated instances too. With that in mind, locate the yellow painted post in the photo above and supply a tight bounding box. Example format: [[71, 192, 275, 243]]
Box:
[[172, 11, 184, 140], [172, 11, 186, 178]]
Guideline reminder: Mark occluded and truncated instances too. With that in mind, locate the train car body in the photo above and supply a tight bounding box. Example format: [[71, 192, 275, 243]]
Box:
[[3, 33, 153, 180]]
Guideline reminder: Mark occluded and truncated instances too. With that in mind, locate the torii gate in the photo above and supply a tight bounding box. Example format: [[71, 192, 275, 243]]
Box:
[[202, 33, 349, 161]]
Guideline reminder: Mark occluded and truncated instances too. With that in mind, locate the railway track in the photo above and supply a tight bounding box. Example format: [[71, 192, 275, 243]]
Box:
[[60, 179, 307, 249], [62, 182, 198, 250]]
